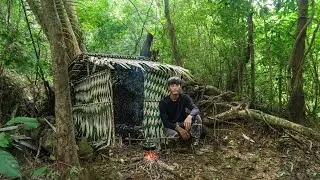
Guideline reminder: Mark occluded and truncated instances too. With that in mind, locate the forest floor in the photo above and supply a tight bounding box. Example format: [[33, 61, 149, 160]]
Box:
[[80, 120, 320, 180]]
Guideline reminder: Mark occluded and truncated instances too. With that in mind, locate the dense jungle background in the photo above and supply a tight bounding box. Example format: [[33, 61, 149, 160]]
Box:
[[1, 0, 320, 179]]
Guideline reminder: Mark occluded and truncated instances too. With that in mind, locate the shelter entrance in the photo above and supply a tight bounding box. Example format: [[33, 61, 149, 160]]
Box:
[[112, 67, 144, 139]]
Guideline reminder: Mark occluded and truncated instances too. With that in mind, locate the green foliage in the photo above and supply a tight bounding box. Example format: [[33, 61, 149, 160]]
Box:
[[5, 117, 39, 130], [0, 150, 20, 177], [30, 168, 60, 180], [0, 133, 11, 148], [69, 166, 78, 175], [1, 0, 319, 124], [0, 0, 51, 78], [74, 0, 320, 120], [32, 166, 48, 177], [77, 0, 128, 53], [0, 117, 39, 178], [28, 166, 79, 180]]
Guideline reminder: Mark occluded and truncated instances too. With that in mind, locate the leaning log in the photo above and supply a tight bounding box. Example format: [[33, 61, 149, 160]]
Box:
[[239, 109, 320, 141], [206, 108, 320, 142]]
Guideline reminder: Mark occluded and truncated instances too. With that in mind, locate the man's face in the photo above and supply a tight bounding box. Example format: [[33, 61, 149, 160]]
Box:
[[168, 83, 181, 95]]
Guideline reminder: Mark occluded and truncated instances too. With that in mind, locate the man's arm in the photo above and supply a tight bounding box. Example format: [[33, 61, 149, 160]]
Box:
[[159, 100, 176, 130], [184, 94, 200, 117]]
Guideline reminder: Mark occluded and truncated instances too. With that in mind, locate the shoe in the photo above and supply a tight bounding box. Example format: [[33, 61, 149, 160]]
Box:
[[192, 138, 199, 146]]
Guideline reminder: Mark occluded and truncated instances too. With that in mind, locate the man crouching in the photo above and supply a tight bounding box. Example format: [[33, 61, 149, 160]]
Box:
[[159, 76, 202, 146]]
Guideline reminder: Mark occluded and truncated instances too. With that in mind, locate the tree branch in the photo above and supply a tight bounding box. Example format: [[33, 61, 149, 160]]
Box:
[[62, 0, 87, 52], [132, 0, 153, 55], [288, 0, 315, 70], [25, 0, 49, 39], [128, 0, 150, 33]]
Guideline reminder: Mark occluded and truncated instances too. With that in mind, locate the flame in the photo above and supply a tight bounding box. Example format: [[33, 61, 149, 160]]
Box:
[[144, 150, 158, 161]]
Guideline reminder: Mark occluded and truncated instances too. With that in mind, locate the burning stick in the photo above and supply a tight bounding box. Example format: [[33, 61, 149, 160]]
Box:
[[142, 151, 184, 179], [144, 150, 159, 161]]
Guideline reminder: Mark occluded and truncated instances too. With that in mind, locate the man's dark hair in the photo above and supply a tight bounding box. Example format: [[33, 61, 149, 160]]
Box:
[[167, 76, 183, 86]]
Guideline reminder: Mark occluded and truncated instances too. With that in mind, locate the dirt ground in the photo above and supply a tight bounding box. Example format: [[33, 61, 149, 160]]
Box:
[[80, 120, 320, 180]]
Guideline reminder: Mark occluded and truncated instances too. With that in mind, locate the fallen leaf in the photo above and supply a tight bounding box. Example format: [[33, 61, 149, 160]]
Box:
[[242, 133, 255, 143]]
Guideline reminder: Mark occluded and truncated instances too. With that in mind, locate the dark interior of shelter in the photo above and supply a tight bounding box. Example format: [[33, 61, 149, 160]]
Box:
[[112, 66, 145, 138]]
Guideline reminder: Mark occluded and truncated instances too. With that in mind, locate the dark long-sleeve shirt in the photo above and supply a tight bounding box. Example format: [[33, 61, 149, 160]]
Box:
[[159, 93, 199, 130]]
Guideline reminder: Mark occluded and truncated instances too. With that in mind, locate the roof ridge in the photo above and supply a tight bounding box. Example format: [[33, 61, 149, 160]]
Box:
[[69, 53, 193, 81], [82, 53, 150, 61]]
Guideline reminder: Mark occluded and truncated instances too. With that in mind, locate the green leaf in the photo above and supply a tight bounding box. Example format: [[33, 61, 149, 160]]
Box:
[[32, 166, 47, 177], [0, 150, 20, 177], [0, 133, 10, 148], [69, 166, 78, 175], [49, 154, 56, 161], [6, 117, 39, 130]]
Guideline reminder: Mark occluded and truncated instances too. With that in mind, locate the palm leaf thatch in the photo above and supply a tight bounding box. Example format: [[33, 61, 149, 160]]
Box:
[[142, 71, 170, 142], [73, 71, 114, 146], [69, 53, 192, 81]]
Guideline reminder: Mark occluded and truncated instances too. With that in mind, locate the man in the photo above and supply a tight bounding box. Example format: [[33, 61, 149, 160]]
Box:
[[159, 76, 202, 145]]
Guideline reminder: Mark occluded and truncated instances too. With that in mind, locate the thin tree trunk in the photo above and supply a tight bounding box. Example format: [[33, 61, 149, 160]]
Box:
[[237, 45, 245, 95], [6, 0, 11, 26], [287, 0, 308, 124], [311, 53, 319, 120], [278, 60, 283, 113], [225, 47, 248, 93], [277, 33, 284, 113], [63, 0, 86, 52], [305, 18, 320, 120], [140, 32, 153, 57], [248, 2, 255, 102], [25, 0, 49, 40], [264, 19, 273, 108], [164, 0, 181, 66], [55, 0, 81, 63], [40, 0, 79, 169]]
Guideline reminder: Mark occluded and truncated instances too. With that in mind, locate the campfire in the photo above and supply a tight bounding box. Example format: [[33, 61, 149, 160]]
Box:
[[143, 150, 158, 162], [140, 150, 183, 179]]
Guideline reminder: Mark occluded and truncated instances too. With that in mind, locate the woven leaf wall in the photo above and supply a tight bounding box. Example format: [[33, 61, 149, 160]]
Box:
[[143, 70, 170, 141], [72, 71, 115, 146]]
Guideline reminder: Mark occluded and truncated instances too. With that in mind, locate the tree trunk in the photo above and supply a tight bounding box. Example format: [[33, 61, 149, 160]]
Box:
[[41, 0, 79, 168], [140, 32, 153, 58], [277, 33, 284, 113], [27, 0, 80, 169], [278, 60, 283, 112], [248, 1, 255, 102], [225, 52, 248, 93], [287, 0, 308, 124], [25, 0, 49, 40], [55, 0, 81, 63], [264, 19, 273, 108], [311, 52, 319, 120], [62, 0, 87, 52], [164, 0, 181, 66]]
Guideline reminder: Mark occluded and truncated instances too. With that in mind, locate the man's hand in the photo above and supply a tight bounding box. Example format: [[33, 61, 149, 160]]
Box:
[[175, 126, 190, 140], [184, 115, 192, 131]]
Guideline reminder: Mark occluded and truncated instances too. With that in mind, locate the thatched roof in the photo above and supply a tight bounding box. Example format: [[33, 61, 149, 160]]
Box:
[[69, 53, 192, 81]]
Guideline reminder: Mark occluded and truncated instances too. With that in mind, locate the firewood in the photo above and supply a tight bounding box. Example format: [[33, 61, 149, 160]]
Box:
[[156, 160, 184, 180]]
